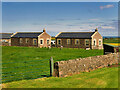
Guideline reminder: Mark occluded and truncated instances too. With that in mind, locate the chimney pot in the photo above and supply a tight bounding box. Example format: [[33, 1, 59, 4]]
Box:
[[95, 28, 98, 32], [43, 28, 46, 32]]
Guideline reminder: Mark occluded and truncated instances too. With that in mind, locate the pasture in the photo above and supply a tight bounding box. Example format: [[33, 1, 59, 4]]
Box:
[[2, 46, 103, 83], [2, 66, 119, 88], [103, 37, 120, 47], [103, 38, 119, 43]]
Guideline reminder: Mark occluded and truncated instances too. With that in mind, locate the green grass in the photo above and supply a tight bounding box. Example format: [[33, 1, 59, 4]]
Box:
[[103, 38, 120, 43], [2, 46, 103, 83], [2, 46, 103, 62], [3, 67, 119, 88]]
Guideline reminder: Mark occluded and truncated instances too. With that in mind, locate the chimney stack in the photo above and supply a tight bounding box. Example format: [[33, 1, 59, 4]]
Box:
[[95, 28, 98, 32], [43, 28, 46, 32]]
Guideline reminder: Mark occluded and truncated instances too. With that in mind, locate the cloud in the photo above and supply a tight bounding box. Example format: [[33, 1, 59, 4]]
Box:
[[89, 19, 99, 21], [100, 5, 114, 10], [57, 19, 65, 21], [32, 23, 40, 25], [67, 24, 79, 26], [3, 17, 118, 36], [101, 26, 115, 29]]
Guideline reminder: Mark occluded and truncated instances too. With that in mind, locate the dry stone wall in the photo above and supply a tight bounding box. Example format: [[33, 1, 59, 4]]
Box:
[[53, 53, 119, 77]]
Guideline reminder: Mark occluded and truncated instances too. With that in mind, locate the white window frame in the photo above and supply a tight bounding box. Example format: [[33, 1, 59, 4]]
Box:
[[33, 39, 37, 45], [85, 39, 89, 46], [40, 39, 44, 45], [99, 39, 102, 46], [93, 39, 96, 46], [67, 39, 70, 44], [26, 38, 29, 43], [75, 39, 79, 45], [47, 39, 50, 45], [5, 40, 8, 42], [57, 39, 61, 45], [2, 40, 8, 42], [20, 38, 23, 43]]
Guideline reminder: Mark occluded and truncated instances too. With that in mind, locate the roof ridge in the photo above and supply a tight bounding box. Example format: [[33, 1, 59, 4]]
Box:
[[61, 32, 95, 33], [0, 33, 13, 34], [17, 32, 42, 33]]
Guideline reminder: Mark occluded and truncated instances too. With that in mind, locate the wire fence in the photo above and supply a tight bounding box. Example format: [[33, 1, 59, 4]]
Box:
[[1, 58, 50, 83]]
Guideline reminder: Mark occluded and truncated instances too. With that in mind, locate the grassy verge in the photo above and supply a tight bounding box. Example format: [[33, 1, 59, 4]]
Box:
[[2, 46, 103, 83], [2, 67, 119, 88]]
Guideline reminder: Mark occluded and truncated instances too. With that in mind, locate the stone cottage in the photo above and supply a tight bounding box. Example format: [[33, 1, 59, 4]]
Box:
[[55, 28, 103, 49], [0, 33, 13, 46], [11, 29, 51, 48]]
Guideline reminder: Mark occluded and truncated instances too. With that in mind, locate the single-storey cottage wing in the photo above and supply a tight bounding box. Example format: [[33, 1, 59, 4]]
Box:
[[11, 29, 51, 48], [55, 28, 103, 49], [0, 33, 13, 46]]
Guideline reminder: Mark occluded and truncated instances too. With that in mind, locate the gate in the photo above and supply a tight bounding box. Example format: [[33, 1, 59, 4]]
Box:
[[1, 57, 53, 83]]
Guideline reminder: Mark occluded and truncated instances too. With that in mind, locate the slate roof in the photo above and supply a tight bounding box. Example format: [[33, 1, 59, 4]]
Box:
[[12, 32, 43, 38], [0, 33, 13, 39], [56, 32, 95, 39]]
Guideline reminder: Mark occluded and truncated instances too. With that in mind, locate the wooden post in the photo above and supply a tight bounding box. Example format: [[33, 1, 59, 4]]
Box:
[[50, 57, 54, 76]]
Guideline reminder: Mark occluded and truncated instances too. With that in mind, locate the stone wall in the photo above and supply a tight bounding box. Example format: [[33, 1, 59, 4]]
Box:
[[53, 53, 119, 77]]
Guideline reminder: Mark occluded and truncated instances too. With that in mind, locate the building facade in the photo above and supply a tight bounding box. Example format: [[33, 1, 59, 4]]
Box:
[[55, 28, 103, 49], [11, 29, 51, 48], [0, 33, 13, 46]]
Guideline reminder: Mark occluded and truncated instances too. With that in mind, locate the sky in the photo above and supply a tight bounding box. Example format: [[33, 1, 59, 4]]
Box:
[[2, 0, 120, 2], [2, 2, 118, 36]]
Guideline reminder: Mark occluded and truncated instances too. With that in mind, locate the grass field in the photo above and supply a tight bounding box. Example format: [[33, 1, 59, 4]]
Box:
[[1, 38, 119, 87], [2, 46, 103, 83], [103, 38, 120, 47], [2, 66, 119, 88], [103, 38, 119, 43]]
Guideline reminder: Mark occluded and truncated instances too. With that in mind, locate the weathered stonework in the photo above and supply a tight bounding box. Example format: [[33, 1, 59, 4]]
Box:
[[11, 30, 51, 48], [53, 53, 119, 77], [55, 29, 103, 49]]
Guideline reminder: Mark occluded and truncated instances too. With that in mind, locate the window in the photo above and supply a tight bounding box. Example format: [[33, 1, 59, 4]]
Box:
[[26, 38, 29, 43], [67, 39, 70, 44], [47, 39, 49, 45], [75, 39, 79, 44], [40, 39, 43, 45], [93, 39, 96, 46], [85, 39, 89, 46], [33, 39, 37, 45], [57, 39, 61, 45], [58, 40, 61, 44], [2, 40, 5, 42], [2, 40, 7, 42], [5, 40, 8, 42], [20, 38, 22, 43], [99, 39, 102, 46]]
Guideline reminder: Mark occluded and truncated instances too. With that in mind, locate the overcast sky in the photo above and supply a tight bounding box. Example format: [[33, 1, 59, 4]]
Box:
[[2, 2, 118, 36]]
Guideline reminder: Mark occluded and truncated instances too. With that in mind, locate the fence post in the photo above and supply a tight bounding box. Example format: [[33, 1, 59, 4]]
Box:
[[50, 57, 54, 76]]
